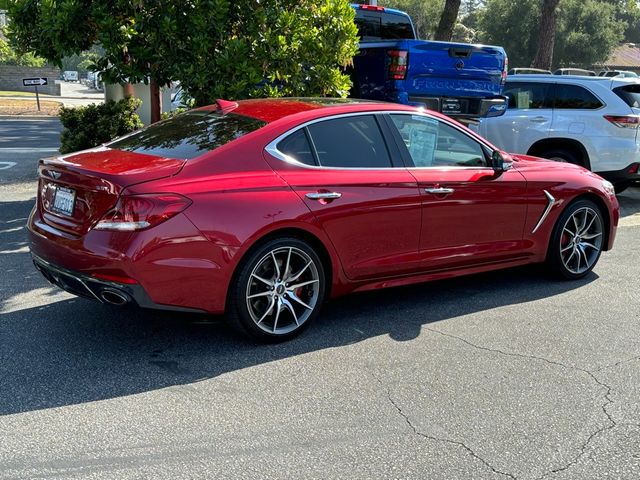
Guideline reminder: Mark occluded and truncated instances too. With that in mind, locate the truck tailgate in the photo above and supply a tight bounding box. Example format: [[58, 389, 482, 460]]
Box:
[[403, 40, 505, 97]]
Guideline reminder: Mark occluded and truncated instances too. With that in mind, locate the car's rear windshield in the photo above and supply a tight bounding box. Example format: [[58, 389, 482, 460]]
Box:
[[354, 10, 415, 41], [613, 84, 640, 108], [108, 110, 266, 160]]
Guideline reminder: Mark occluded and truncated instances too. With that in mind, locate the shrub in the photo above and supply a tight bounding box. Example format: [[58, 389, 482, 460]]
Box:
[[59, 97, 143, 154]]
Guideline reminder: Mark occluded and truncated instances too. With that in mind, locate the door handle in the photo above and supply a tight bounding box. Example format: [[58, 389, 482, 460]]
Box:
[[305, 192, 342, 200], [425, 187, 455, 195], [530, 116, 547, 123]]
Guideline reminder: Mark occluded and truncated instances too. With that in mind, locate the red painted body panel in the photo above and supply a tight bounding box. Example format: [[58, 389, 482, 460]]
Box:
[[27, 99, 619, 316]]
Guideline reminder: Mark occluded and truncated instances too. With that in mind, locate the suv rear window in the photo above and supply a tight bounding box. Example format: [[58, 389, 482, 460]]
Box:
[[354, 11, 414, 41], [613, 84, 640, 108], [108, 110, 266, 160]]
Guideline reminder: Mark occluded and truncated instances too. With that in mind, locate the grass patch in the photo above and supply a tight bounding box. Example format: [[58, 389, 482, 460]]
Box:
[[0, 98, 61, 116], [0, 90, 54, 98]]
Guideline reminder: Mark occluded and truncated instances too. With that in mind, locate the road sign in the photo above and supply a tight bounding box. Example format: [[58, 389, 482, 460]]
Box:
[[22, 77, 48, 87]]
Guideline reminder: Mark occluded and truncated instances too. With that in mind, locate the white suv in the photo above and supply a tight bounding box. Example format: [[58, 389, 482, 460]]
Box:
[[475, 75, 640, 193]]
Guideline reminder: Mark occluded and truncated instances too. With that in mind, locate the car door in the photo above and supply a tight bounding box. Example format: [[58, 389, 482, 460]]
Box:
[[384, 112, 530, 271], [478, 80, 553, 153], [264, 113, 423, 281]]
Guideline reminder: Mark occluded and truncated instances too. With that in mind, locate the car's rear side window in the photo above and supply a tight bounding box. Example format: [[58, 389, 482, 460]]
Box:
[[277, 129, 317, 166], [276, 115, 393, 168], [306, 115, 393, 168], [503, 82, 551, 109], [552, 85, 603, 109], [613, 84, 640, 108], [108, 110, 266, 160], [355, 11, 414, 41]]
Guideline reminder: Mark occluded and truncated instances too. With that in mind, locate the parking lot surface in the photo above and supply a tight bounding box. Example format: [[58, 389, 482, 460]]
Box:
[[1, 118, 639, 479]]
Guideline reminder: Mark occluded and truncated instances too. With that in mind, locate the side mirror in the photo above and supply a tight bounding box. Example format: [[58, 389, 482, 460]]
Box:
[[491, 150, 513, 173]]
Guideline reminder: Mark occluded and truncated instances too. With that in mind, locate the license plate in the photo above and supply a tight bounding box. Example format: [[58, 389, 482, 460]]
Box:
[[442, 99, 462, 114], [52, 186, 75, 216]]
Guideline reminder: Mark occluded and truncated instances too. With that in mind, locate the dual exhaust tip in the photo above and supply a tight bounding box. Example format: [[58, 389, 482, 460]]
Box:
[[99, 288, 131, 306]]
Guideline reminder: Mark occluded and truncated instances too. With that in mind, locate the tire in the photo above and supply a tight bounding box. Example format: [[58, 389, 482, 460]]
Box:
[[547, 199, 605, 280], [540, 148, 582, 166], [614, 181, 631, 194], [226, 237, 326, 342]]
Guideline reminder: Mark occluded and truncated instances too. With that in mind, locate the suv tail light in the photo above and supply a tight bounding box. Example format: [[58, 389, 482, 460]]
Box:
[[604, 115, 640, 128], [388, 50, 408, 80], [94, 193, 192, 231], [501, 57, 509, 84]]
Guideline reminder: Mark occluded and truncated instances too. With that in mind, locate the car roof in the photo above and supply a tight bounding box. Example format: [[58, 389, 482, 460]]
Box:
[[507, 74, 640, 87], [195, 98, 419, 123]]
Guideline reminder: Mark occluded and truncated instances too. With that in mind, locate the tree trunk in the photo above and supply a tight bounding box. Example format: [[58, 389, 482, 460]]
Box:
[[149, 78, 162, 124], [530, 0, 561, 70], [434, 0, 462, 41]]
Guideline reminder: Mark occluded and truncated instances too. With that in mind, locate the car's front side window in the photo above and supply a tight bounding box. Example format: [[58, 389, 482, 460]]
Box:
[[389, 114, 487, 168]]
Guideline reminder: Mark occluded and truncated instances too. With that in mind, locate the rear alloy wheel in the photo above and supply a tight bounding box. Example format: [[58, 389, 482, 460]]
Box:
[[547, 200, 604, 279], [227, 238, 325, 341]]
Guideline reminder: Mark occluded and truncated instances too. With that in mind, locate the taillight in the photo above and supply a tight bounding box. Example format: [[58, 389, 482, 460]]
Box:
[[360, 5, 385, 11], [604, 115, 640, 128], [94, 193, 192, 231], [388, 50, 408, 80], [501, 57, 509, 84]]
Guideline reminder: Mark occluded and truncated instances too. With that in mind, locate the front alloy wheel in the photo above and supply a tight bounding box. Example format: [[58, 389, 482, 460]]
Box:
[[548, 199, 605, 279], [227, 238, 325, 341]]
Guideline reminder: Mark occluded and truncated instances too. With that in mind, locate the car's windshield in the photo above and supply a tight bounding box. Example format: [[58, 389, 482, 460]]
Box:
[[108, 110, 266, 160]]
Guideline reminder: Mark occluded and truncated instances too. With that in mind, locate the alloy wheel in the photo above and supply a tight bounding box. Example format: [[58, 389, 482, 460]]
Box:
[[559, 206, 603, 275], [245, 246, 320, 335]]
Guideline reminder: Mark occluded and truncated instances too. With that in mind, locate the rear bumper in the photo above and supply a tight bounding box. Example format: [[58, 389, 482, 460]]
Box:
[[32, 255, 203, 313], [597, 163, 640, 185], [405, 95, 508, 118], [27, 206, 233, 314]]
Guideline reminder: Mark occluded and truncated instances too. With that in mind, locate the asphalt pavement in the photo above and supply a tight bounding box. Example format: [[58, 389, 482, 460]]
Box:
[[1, 118, 639, 479]]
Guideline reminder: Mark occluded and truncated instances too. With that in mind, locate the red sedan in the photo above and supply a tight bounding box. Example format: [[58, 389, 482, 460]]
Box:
[[28, 98, 619, 341]]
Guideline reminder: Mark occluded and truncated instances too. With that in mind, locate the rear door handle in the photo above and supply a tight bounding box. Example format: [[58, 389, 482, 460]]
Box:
[[530, 116, 548, 123], [425, 187, 455, 195], [305, 192, 342, 200]]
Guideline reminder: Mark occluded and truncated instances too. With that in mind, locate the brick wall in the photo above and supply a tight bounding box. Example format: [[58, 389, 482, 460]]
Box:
[[0, 66, 62, 96]]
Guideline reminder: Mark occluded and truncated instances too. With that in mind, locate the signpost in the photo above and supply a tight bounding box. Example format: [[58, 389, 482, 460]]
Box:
[[22, 77, 48, 111]]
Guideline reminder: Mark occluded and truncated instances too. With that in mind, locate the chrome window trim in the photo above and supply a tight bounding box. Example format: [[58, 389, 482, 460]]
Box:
[[264, 110, 496, 171]]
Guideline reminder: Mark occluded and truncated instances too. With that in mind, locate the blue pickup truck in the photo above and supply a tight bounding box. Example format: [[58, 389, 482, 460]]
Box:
[[351, 4, 508, 118]]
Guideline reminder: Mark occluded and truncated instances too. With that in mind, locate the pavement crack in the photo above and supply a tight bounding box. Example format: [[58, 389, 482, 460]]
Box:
[[424, 327, 617, 479], [370, 371, 517, 480]]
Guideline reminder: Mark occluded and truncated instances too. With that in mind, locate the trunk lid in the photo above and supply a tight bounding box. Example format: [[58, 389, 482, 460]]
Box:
[[38, 147, 185, 235]]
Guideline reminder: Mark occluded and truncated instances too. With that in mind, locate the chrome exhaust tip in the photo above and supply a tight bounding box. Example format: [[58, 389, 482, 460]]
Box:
[[99, 289, 131, 306]]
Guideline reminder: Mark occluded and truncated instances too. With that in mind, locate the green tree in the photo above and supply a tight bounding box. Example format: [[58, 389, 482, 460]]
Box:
[[8, 0, 358, 120], [478, 0, 624, 69], [530, 0, 561, 69], [434, 0, 462, 41], [384, 0, 444, 39], [0, 32, 45, 67], [554, 0, 624, 67]]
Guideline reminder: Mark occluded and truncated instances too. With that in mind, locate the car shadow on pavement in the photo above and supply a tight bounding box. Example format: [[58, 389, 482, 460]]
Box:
[[0, 195, 598, 416]]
